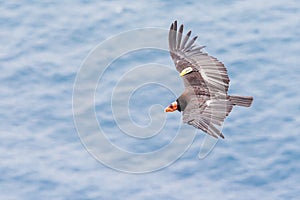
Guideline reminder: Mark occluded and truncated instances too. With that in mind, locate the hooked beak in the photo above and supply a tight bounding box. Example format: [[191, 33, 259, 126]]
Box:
[[180, 67, 193, 77], [165, 106, 175, 112], [164, 102, 177, 112]]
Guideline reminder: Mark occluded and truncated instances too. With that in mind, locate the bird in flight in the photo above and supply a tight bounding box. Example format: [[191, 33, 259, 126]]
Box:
[[165, 21, 253, 139]]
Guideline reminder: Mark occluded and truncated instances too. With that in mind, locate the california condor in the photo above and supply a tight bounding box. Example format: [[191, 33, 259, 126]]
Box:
[[165, 21, 253, 139]]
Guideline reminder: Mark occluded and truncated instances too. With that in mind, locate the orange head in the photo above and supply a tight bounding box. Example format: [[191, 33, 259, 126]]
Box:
[[164, 101, 178, 112]]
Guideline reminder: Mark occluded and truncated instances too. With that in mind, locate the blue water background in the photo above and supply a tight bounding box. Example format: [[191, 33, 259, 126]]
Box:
[[1, 1, 299, 199]]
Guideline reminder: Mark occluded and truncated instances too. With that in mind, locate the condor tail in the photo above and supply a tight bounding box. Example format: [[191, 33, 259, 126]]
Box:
[[229, 95, 253, 107]]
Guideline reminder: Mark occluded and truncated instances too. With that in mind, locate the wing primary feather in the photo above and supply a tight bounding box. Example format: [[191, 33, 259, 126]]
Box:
[[174, 20, 177, 31], [185, 44, 197, 52], [180, 30, 191, 50], [169, 23, 174, 50], [191, 45, 206, 52], [185, 36, 198, 49], [176, 24, 183, 49], [173, 21, 177, 49], [207, 124, 223, 138]]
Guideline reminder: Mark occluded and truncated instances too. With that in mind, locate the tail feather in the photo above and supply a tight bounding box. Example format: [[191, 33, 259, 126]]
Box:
[[229, 95, 253, 107]]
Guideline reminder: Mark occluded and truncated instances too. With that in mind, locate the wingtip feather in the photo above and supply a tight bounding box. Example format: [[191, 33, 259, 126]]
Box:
[[174, 20, 177, 31], [179, 24, 183, 33]]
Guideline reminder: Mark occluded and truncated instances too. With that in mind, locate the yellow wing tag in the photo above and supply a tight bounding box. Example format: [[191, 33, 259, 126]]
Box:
[[180, 67, 193, 77]]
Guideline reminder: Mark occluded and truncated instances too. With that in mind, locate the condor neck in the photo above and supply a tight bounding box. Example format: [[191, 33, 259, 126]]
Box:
[[176, 97, 187, 112]]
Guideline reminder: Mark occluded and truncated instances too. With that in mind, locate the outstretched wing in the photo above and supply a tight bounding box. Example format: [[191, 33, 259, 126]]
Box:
[[169, 21, 233, 138], [182, 96, 233, 138], [169, 20, 230, 97]]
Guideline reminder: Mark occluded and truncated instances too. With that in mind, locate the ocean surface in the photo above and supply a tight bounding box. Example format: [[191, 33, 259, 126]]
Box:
[[1, 0, 300, 199]]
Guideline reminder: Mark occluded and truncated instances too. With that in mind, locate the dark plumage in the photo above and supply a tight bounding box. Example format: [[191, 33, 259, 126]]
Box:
[[165, 21, 253, 139]]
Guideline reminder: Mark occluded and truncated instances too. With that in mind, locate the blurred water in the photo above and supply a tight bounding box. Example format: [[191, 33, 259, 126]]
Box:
[[1, 0, 300, 199]]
